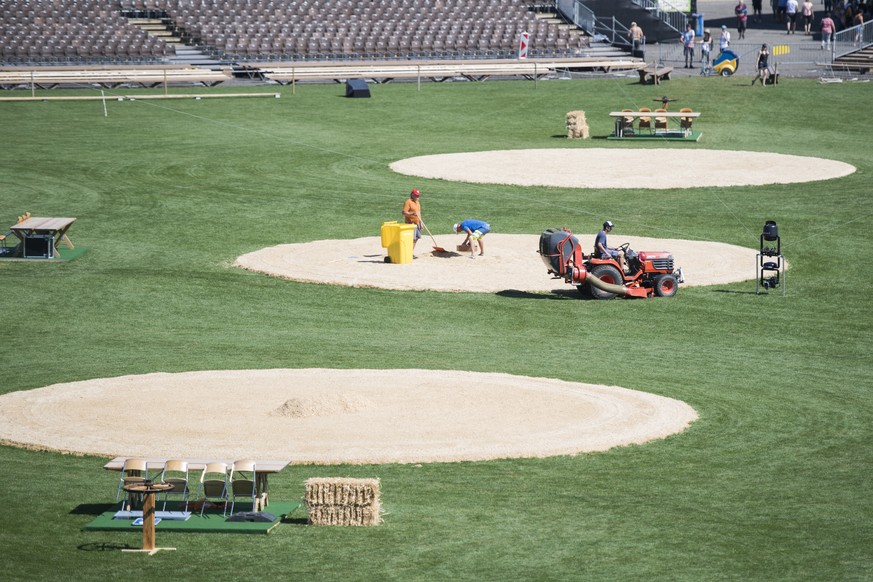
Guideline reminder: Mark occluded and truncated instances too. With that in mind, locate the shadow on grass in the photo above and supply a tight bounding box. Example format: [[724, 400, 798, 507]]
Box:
[[78, 542, 134, 552], [281, 516, 308, 525], [496, 289, 581, 300], [70, 503, 116, 516], [712, 289, 763, 295]]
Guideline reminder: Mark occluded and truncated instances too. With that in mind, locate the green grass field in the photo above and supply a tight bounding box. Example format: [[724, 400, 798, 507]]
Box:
[[1, 77, 871, 580]]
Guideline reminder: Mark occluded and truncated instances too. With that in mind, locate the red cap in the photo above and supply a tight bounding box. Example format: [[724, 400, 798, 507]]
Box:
[[411, 189, 420, 197]]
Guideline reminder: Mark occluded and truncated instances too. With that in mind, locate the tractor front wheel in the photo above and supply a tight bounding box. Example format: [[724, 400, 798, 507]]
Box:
[[654, 273, 679, 297], [589, 264, 623, 300]]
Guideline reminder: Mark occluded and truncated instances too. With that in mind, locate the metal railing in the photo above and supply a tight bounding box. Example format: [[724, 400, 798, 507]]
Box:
[[833, 20, 873, 60], [629, 0, 688, 34], [557, 0, 633, 48]]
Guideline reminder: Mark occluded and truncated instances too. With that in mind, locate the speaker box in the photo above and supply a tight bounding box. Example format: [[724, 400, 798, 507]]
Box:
[[23, 234, 52, 258], [345, 78, 370, 98], [226, 511, 276, 523]]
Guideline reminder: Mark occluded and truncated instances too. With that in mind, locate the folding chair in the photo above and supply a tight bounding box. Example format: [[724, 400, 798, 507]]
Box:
[[115, 458, 148, 510], [159, 460, 190, 512], [228, 460, 257, 515], [196, 462, 229, 516]]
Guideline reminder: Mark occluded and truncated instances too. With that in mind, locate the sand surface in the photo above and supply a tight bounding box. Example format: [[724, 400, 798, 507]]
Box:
[[390, 148, 855, 190], [235, 234, 757, 292], [0, 369, 697, 464]]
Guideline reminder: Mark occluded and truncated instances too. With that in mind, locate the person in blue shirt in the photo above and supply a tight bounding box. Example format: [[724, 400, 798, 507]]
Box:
[[453, 219, 491, 257], [594, 220, 628, 272]]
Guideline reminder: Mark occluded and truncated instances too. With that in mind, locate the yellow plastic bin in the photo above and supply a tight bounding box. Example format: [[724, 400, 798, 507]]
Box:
[[380, 221, 415, 264]]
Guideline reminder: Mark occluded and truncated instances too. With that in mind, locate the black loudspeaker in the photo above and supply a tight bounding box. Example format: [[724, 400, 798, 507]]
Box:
[[23, 234, 52, 258], [226, 511, 276, 523], [345, 78, 370, 98]]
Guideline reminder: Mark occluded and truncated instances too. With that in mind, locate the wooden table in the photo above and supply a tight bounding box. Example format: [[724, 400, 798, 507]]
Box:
[[105, 457, 291, 512], [638, 65, 674, 84], [9, 216, 76, 258], [122, 482, 175, 555], [609, 111, 701, 138]]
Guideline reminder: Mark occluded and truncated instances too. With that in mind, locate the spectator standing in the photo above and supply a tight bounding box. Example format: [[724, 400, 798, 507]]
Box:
[[719, 24, 732, 52], [736, 0, 749, 38], [802, 0, 815, 33], [854, 9, 864, 45], [753, 0, 764, 22], [700, 28, 713, 70], [682, 23, 696, 68], [786, 0, 799, 32], [777, 0, 789, 24], [821, 12, 836, 48]]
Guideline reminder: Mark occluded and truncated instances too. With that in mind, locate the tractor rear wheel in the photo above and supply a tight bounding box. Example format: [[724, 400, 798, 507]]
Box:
[[654, 273, 679, 297], [589, 264, 623, 300]]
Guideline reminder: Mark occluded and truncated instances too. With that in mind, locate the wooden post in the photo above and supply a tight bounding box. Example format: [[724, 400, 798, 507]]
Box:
[[142, 492, 156, 551]]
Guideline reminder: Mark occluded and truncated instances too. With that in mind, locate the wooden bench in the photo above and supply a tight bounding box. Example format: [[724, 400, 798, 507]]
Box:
[[258, 58, 645, 84], [0, 67, 231, 90], [638, 65, 673, 85]]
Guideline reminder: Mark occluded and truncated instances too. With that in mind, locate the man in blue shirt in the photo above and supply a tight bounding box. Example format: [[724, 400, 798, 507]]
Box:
[[594, 220, 628, 272], [453, 219, 491, 257]]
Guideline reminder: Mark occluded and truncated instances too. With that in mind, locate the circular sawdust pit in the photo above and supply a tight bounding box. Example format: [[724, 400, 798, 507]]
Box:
[[390, 148, 855, 189], [236, 234, 759, 293], [0, 369, 698, 464]]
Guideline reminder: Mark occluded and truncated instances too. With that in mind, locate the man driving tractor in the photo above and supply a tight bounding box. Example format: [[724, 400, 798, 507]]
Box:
[[595, 220, 629, 273]]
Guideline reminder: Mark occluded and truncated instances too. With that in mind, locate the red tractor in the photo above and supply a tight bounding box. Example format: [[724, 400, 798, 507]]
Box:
[[538, 228, 684, 299]]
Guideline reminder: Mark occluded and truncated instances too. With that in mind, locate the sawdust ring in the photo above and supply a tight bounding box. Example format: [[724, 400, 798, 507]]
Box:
[[0, 369, 697, 464]]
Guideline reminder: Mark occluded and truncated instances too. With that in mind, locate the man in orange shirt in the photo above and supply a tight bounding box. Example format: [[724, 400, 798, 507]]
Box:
[[402, 188, 422, 249]]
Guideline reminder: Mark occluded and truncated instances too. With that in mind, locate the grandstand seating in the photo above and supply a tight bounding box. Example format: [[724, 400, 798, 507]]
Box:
[[1, 0, 590, 65]]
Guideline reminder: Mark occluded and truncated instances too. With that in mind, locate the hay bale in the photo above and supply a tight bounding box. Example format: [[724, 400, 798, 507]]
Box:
[[566, 110, 589, 139], [305, 477, 382, 526]]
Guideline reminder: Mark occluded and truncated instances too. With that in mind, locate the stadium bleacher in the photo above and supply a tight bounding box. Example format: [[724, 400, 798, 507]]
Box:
[[1, 0, 594, 65]]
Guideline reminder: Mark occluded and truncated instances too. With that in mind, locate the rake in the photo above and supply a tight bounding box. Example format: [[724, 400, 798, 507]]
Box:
[[419, 219, 448, 253]]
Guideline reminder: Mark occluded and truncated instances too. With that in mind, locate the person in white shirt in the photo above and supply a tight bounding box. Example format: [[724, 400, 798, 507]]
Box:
[[719, 25, 731, 52], [786, 0, 799, 33]]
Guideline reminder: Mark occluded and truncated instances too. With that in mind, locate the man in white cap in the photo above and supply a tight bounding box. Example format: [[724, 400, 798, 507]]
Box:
[[594, 220, 628, 273], [453, 219, 491, 258], [719, 24, 731, 52]]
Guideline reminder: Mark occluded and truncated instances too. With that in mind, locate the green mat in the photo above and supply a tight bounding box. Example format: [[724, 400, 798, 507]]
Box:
[[83, 501, 302, 535], [0, 245, 88, 262], [607, 131, 703, 142]]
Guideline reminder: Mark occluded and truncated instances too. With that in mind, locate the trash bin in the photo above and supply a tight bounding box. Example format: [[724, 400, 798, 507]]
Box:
[[691, 13, 704, 37], [380, 221, 415, 264]]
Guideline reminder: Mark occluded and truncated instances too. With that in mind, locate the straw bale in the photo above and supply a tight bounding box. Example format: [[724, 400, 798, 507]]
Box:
[[304, 477, 380, 506], [307, 501, 381, 526], [305, 477, 382, 526]]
